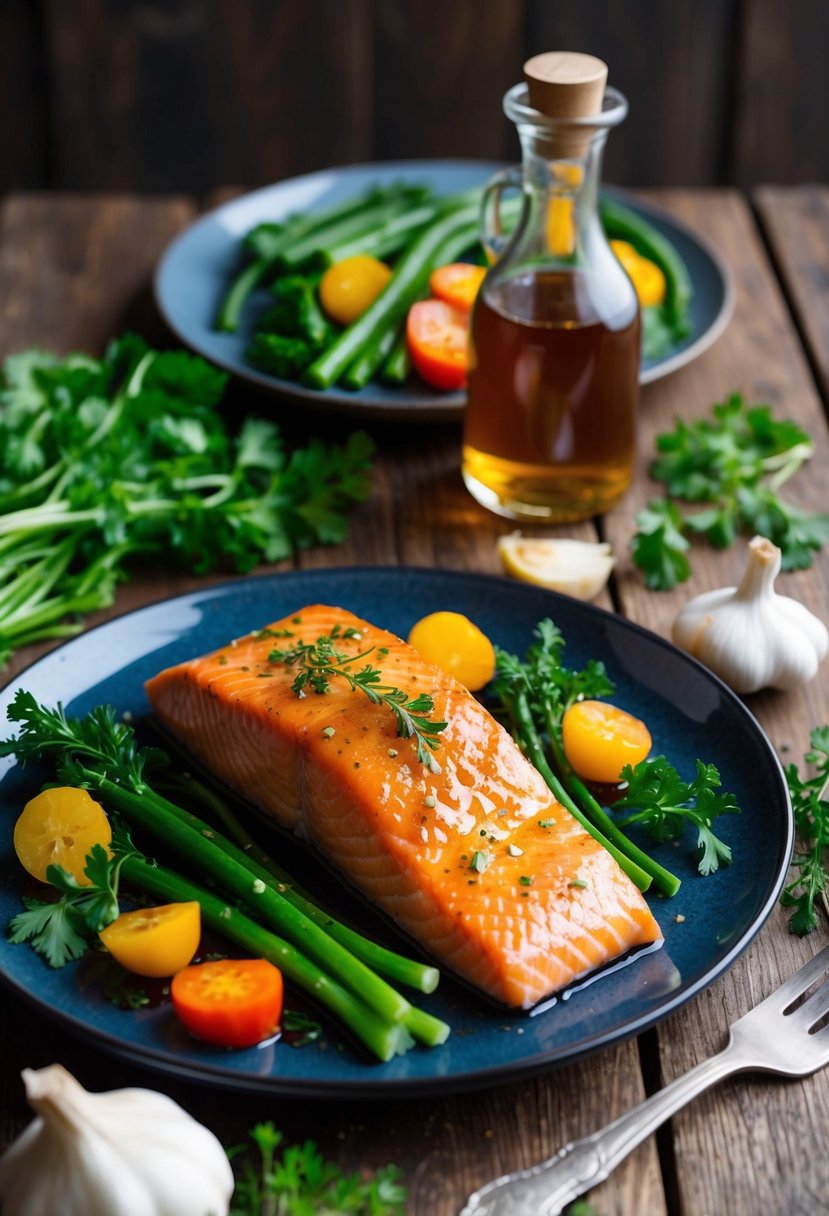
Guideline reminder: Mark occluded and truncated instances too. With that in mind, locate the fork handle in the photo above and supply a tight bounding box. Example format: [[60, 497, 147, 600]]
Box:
[[465, 1035, 757, 1215]]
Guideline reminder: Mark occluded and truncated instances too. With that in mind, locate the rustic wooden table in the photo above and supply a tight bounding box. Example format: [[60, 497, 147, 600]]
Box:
[[0, 187, 827, 1215]]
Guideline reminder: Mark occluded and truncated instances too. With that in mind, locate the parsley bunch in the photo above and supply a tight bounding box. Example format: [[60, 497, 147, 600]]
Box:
[[229, 1122, 406, 1216], [781, 727, 829, 935], [632, 393, 829, 589], [0, 336, 374, 664]]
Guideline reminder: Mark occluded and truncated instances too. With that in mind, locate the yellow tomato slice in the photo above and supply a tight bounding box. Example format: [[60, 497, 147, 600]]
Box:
[[319, 255, 392, 325], [610, 239, 666, 308], [14, 787, 112, 885], [99, 902, 202, 978], [408, 611, 496, 691], [562, 700, 652, 784]]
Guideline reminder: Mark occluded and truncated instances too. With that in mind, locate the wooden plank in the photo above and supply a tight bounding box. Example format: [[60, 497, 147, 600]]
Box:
[[0, 1, 49, 193], [603, 190, 829, 1213], [526, 0, 736, 187], [43, 0, 371, 192], [732, 0, 829, 187], [754, 185, 829, 408], [373, 0, 524, 162]]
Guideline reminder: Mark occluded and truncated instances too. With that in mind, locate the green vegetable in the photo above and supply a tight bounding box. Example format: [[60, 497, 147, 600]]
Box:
[[492, 621, 682, 896], [1, 691, 449, 1058], [632, 393, 829, 589], [303, 205, 479, 390], [380, 330, 412, 385], [216, 184, 423, 332], [267, 625, 447, 772], [781, 726, 829, 935], [229, 1122, 406, 1216], [247, 332, 324, 378], [0, 337, 374, 665], [261, 275, 332, 345], [8, 839, 136, 969], [613, 757, 740, 877]]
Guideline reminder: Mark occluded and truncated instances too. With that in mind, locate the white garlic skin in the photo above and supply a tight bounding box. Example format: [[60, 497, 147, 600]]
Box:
[[672, 536, 828, 694], [0, 1065, 234, 1216]]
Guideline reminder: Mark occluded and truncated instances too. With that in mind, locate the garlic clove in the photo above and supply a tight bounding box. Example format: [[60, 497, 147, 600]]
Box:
[[497, 534, 615, 600], [0, 1064, 234, 1216], [672, 535, 829, 694]]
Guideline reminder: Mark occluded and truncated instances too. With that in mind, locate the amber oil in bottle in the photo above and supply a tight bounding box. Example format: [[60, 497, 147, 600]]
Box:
[[463, 55, 640, 521]]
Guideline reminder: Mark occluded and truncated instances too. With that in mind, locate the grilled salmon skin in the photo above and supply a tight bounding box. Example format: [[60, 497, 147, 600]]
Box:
[[145, 604, 661, 1008]]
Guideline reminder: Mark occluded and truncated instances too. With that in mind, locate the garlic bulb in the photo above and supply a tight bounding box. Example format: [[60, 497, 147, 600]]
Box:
[[672, 535, 828, 693], [0, 1064, 234, 1216], [497, 534, 615, 600]]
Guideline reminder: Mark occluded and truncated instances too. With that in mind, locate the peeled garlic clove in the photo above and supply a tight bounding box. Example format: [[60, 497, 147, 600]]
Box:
[[672, 535, 828, 694], [497, 534, 615, 600], [0, 1064, 234, 1216]]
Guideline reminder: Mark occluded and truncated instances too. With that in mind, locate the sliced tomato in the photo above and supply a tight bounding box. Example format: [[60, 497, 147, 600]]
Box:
[[99, 902, 201, 978], [429, 263, 486, 313], [406, 299, 470, 391], [14, 786, 111, 885], [171, 958, 283, 1049], [562, 700, 652, 784]]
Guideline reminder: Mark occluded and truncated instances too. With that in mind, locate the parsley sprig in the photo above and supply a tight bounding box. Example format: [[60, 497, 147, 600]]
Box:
[[229, 1122, 406, 1216], [268, 627, 447, 772], [633, 393, 829, 589], [0, 336, 374, 665], [781, 726, 829, 935], [8, 831, 138, 968], [613, 758, 740, 876], [493, 621, 682, 895]]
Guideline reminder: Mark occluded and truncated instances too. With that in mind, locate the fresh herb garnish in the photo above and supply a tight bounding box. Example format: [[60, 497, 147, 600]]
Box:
[[470, 851, 493, 874], [268, 629, 446, 772], [613, 758, 740, 876], [282, 1009, 324, 1047], [0, 337, 374, 665], [632, 393, 829, 589], [493, 621, 681, 896], [8, 833, 137, 968], [229, 1122, 406, 1216], [781, 727, 829, 935]]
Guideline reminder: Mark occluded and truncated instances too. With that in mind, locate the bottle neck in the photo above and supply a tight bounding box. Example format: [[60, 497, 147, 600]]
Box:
[[518, 126, 607, 226]]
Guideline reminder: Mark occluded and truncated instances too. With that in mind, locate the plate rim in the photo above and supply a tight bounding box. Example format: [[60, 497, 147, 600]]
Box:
[[0, 566, 793, 1099], [153, 159, 735, 420]]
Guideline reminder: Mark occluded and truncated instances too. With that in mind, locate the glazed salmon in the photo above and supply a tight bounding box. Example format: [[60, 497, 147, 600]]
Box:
[[145, 604, 661, 1008]]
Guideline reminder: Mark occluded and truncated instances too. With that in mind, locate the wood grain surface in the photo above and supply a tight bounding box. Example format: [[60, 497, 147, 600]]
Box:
[[0, 187, 827, 1216], [3, 2, 829, 195]]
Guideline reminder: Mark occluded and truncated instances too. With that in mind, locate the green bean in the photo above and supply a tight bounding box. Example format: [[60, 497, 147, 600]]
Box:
[[304, 207, 479, 390]]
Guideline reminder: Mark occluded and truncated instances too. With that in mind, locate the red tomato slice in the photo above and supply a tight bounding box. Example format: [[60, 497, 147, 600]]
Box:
[[171, 958, 283, 1049], [429, 263, 486, 312], [406, 300, 470, 391]]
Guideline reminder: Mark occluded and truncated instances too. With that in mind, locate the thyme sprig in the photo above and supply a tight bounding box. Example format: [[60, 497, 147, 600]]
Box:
[[268, 626, 447, 772]]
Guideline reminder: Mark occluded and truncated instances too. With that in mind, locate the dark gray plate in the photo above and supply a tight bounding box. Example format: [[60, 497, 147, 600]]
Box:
[[0, 568, 789, 1098], [154, 161, 734, 422]]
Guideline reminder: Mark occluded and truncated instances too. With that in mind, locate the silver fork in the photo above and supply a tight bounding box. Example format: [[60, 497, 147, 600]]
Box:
[[459, 944, 829, 1216]]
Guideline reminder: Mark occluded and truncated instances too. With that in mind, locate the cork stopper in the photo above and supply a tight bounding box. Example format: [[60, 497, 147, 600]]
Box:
[[523, 52, 608, 157]]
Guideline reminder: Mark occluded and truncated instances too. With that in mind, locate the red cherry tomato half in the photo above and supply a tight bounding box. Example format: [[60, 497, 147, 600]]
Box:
[[429, 263, 487, 313], [406, 299, 470, 391], [171, 958, 283, 1049]]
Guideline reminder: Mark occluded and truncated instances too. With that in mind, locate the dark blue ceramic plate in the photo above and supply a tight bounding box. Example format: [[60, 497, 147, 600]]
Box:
[[154, 161, 734, 422], [0, 568, 789, 1098]]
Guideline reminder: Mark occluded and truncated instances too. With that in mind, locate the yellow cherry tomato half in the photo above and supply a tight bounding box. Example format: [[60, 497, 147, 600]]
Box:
[[319, 255, 393, 326], [609, 239, 667, 308], [14, 786, 112, 885], [562, 700, 652, 784], [408, 611, 496, 691], [99, 902, 202, 978]]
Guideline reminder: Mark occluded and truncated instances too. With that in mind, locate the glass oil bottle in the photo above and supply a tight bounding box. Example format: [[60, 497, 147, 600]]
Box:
[[463, 53, 640, 521]]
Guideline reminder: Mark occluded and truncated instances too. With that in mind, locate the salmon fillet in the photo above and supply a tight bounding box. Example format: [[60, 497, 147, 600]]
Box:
[[145, 604, 661, 1008]]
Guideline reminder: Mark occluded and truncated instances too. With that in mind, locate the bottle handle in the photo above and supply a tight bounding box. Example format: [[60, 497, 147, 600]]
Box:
[[480, 166, 526, 262]]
